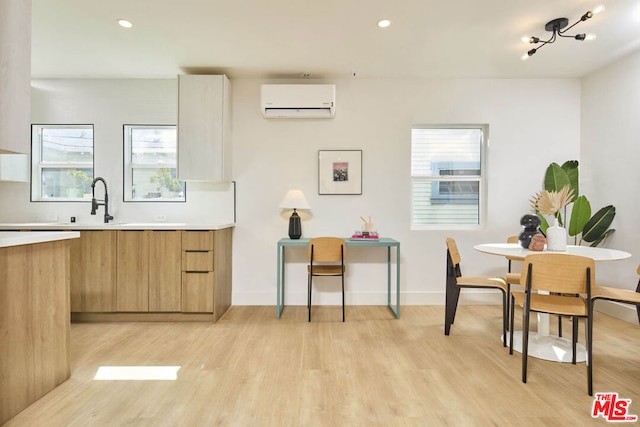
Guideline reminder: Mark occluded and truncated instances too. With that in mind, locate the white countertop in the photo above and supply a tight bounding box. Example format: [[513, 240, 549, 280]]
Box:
[[0, 222, 236, 231], [0, 231, 81, 248]]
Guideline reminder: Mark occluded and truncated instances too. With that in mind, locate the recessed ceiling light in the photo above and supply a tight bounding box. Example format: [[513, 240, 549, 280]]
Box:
[[117, 19, 133, 29], [377, 19, 391, 28]]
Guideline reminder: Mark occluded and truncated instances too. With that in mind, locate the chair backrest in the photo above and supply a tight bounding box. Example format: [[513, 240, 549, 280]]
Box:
[[506, 235, 520, 266], [521, 253, 595, 294], [308, 237, 346, 262], [445, 238, 461, 267]]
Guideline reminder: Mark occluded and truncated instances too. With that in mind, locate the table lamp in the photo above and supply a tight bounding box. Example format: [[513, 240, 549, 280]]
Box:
[[279, 189, 310, 239]]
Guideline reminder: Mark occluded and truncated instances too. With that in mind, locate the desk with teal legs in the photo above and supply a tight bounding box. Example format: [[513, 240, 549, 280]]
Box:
[[276, 237, 401, 319]]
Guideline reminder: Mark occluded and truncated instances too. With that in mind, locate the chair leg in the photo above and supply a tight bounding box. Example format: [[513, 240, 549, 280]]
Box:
[[505, 284, 510, 332], [572, 317, 578, 364], [509, 294, 516, 355], [341, 275, 345, 322], [444, 277, 461, 335], [501, 290, 506, 346], [522, 298, 530, 384], [587, 311, 594, 396], [558, 316, 563, 338], [308, 275, 312, 322]]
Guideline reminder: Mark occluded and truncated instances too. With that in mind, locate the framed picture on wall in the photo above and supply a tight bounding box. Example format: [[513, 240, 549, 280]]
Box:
[[318, 150, 362, 195]]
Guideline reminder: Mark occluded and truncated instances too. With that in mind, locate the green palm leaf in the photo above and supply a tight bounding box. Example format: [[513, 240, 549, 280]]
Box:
[[561, 160, 579, 198], [568, 195, 590, 237], [582, 205, 616, 242], [544, 163, 570, 192], [589, 228, 615, 247]]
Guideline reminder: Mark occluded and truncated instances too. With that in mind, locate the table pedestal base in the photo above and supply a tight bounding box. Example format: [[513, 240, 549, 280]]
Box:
[[503, 331, 586, 363]]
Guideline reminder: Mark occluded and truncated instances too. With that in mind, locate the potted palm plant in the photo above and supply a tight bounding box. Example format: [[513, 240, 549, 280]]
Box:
[[531, 161, 616, 247]]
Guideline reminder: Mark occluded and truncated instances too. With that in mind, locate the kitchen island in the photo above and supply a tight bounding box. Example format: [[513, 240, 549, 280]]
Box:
[[0, 231, 80, 424]]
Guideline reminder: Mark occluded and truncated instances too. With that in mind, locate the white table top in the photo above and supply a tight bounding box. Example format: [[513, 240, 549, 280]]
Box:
[[474, 243, 631, 262]]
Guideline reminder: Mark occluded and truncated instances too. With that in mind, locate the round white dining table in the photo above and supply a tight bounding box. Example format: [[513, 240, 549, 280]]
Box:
[[474, 243, 632, 363], [474, 243, 632, 262]]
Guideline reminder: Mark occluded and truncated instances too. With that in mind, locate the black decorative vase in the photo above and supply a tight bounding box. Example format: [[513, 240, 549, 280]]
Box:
[[518, 214, 541, 249], [288, 210, 302, 239]]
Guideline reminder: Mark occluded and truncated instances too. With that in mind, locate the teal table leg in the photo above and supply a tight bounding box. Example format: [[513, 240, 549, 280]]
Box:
[[277, 244, 284, 318], [387, 244, 400, 319]]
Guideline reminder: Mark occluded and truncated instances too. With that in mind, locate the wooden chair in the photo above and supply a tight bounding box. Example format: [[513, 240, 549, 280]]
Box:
[[592, 265, 640, 325], [509, 253, 595, 395], [307, 237, 346, 322], [445, 238, 508, 345], [507, 235, 567, 336]]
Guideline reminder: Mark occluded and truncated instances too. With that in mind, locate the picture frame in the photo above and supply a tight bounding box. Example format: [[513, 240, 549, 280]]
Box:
[[318, 150, 362, 195]]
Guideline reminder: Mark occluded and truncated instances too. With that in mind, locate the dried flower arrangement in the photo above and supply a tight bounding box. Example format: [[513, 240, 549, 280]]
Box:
[[529, 184, 575, 217]]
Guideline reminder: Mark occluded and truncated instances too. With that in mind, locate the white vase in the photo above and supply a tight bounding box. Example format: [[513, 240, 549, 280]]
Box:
[[546, 218, 567, 251]]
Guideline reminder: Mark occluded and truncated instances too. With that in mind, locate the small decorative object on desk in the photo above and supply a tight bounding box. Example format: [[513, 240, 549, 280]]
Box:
[[518, 214, 542, 249], [351, 230, 379, 241], [352, 216, 379, 240]]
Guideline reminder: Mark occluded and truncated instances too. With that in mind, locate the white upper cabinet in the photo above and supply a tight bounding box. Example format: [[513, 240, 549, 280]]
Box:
[[177, 75, 231, 182]]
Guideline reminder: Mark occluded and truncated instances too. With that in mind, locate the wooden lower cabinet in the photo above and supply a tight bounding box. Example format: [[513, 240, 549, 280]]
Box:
[[149, 230, 182, 312], [71, 227, 232, 322], [181, 228, 232, 321], [182, 272, 214, 312], [116, 230, 182, 312], [70, 230, 117, 312], [116, 230, 150, 311]]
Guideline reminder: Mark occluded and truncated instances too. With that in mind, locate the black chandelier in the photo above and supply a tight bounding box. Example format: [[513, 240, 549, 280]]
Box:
[[523, 6, 604, 58]]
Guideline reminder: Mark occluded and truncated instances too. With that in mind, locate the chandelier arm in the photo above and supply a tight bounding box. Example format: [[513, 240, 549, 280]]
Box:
[[557, 32, 581, 39], [558, 20, 582, 35]]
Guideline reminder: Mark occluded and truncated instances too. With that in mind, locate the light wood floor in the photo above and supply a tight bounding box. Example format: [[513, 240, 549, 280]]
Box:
[[4, 305, 640, 426]]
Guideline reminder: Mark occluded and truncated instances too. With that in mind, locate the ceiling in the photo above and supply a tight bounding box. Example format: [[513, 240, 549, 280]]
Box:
[[31, 0, 640, 80]]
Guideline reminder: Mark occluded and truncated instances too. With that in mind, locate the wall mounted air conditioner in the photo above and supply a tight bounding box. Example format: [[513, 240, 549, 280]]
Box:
[[261, 84, 335, 118]]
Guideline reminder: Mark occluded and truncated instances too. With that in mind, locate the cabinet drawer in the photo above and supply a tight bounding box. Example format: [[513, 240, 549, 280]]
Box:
[[182, 251, 213, 272], [182, 272, 214, 313], [181, 230, 214, 251]]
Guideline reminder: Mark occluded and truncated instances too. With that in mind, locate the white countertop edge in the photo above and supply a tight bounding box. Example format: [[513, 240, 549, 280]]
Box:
[[0, 231, 81, 248], [0, 223, 236, 231]]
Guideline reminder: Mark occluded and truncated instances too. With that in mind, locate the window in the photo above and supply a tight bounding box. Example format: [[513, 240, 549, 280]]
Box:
[[123, 125, 185, 202], [31, 124, 94, 201], [411, 126, 486, 229]]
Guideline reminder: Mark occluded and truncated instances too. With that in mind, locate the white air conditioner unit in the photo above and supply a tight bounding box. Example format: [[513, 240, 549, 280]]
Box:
[[261, 84, 335, 118]]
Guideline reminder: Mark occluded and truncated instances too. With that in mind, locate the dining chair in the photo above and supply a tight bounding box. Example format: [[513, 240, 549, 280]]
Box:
[[307, 237, 346, 322], [509, 253, 595, 395], [507, 235, 567, 337], [592, 264, 640, 325], [445, 238, 508, 345]]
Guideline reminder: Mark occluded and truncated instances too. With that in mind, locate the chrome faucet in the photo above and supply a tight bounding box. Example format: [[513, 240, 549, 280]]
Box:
[[91, 177, 114, 223]]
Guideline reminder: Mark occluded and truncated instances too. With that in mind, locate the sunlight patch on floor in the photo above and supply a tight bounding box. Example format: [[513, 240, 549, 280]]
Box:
[[94, 366, 181, 380]]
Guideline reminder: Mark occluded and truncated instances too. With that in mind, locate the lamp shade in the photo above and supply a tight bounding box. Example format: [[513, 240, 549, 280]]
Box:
[[279, 190, 310, 210]]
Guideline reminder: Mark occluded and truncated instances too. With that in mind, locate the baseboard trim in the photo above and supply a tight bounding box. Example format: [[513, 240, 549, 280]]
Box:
[[233, 291, 640, 324]]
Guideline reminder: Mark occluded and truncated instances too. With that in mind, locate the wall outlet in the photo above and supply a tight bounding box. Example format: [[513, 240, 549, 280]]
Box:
[[155, 215, 166, 222]]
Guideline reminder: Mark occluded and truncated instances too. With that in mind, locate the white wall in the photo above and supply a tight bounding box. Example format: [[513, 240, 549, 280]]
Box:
[[231, 77, 581, 306], [0, 79, 234, 225], [0, 77, 583, 309], [581, 50, 640, 322]]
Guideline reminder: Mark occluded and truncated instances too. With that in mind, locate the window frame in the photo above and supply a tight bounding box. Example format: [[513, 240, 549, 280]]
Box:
[[30, 123, 95, 202], [410, 124, 488, 230], [122, 124, 186, 203]]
